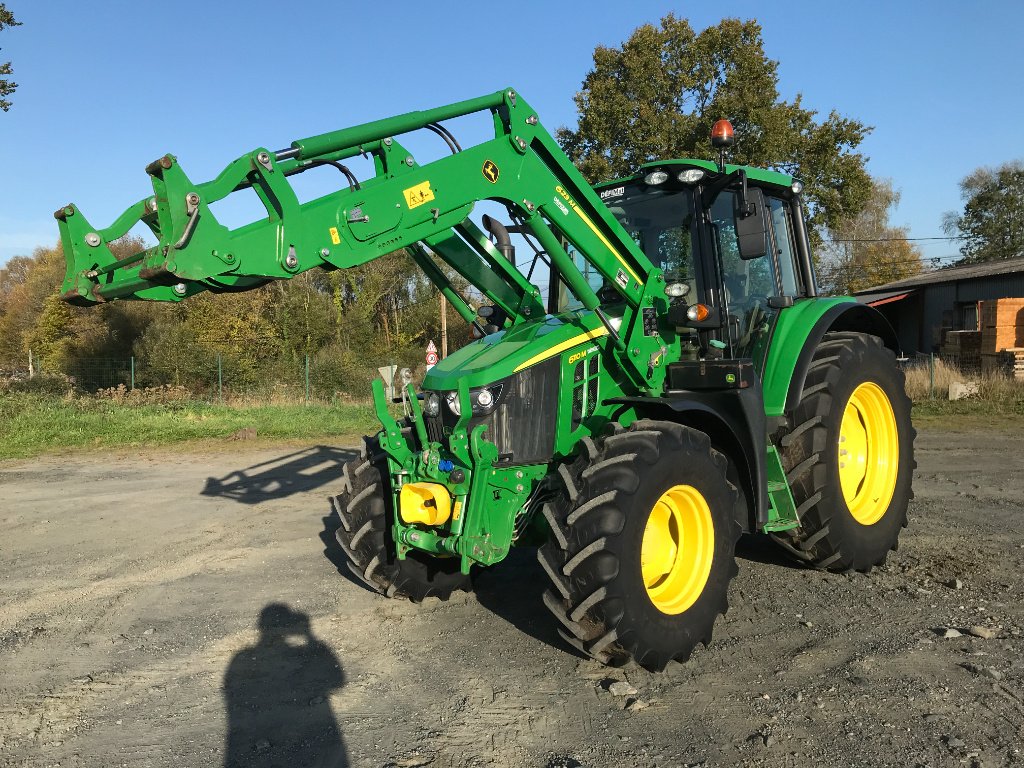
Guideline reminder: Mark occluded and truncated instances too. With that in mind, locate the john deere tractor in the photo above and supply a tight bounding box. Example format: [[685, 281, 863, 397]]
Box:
[[58, 88, 914, 671]]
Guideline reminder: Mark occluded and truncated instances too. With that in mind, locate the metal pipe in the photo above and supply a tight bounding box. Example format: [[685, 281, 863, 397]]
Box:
[[86, 250, 146, 278], [792, 196, 817, 297], [481, 214, 515, 261], [526, 215, 602, 314], [291, 90, 507, 160]]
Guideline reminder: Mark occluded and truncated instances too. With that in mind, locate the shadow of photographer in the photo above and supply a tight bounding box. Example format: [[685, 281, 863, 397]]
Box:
[[223, 603, 348, 767]]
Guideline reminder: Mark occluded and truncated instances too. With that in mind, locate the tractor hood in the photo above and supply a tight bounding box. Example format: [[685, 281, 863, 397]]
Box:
[[422, 310, 610, 391]]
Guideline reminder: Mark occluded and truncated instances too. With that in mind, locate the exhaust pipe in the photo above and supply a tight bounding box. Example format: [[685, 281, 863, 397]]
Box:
[[481, 214, 515, 262]]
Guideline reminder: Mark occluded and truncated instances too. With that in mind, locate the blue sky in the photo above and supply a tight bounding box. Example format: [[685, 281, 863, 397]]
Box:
[[1, 0, 1022, 268]]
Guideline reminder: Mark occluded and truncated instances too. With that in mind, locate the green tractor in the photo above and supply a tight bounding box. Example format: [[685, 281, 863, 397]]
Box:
[[57, 88, 914, 671]]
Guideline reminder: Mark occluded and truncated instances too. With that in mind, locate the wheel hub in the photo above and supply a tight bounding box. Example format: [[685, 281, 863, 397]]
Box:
[[839, 382, 899, 525], [641, 485, 715, 615]]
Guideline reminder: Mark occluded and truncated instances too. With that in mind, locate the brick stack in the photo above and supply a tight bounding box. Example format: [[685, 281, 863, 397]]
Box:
[[980, 298, 1024, 379]]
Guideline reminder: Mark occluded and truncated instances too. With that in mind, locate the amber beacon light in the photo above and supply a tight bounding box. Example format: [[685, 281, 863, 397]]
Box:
[[711, 119, 735, 147]]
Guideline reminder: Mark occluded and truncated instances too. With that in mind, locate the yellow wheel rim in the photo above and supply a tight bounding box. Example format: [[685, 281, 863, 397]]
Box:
[[641, 485, 715, 615], [839, 382, 899, 525]]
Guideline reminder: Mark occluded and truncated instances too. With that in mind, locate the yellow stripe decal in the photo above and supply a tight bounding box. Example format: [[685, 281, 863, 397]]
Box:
[[513, 327, 610, 373], [555, 185, 642, 284], [576, 207, 642, 284]]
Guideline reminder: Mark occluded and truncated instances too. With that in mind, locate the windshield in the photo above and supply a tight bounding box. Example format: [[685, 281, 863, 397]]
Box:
[[562, 183, 698, 312], [565, 183, 700, 313], [601, 185, 697, 286]]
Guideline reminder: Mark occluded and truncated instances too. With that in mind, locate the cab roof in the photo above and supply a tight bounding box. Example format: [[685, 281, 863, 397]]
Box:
[[594, 158, 795, 190]]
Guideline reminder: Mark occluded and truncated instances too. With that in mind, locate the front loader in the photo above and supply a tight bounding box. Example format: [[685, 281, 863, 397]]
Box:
[[57, 89, 915, 671]]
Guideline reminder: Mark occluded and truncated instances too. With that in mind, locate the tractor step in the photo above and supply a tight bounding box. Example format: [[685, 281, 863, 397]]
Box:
[[763, 444, 799, 532]]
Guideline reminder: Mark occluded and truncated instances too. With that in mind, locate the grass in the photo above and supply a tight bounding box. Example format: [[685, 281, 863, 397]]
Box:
[[904, 357, 1024, 421], [0, 393, 379, 460], [4, 358, 1023, 461]]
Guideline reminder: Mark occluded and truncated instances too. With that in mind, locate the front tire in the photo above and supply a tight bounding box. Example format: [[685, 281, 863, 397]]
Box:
[[773, 332, 915, 571], [538, 421, 741, 671], [331, 436, 472, 602]]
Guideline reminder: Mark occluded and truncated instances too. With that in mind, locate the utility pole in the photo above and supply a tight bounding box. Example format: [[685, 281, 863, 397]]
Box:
[[440, 294, 448, 358]]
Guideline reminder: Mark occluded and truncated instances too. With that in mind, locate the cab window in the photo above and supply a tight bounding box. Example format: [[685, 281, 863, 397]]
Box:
[[768, 197, 802, 296]]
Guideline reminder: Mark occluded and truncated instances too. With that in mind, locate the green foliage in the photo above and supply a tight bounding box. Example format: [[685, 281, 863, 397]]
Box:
[[1, 372, 72, 397], [557, 15, 873, 238], [0, 237, 469, 398], [26, 293, 76, 370], [0, 3, 20, 112], [0, 237, 158, 373], [818, 178, 924, 294], [943, 161, 1024, 263]]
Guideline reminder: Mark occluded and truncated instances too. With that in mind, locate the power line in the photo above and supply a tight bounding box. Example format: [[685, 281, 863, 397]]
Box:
[[829, 235, 966, 243]]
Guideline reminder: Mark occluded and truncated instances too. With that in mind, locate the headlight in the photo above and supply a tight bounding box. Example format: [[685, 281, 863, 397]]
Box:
[[665, 282, 690, 298], [644, 170, 669, 185], [423, 392, 441, 417], [444, 385, 502, 416], [474, 388, 494, 409], [445, 391, 462, 416]]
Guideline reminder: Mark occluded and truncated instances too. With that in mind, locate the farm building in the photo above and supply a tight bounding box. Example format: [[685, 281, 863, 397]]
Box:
[[853, 256, 1024, 358]]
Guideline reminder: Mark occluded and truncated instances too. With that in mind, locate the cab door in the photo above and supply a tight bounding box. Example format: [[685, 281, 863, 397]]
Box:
[[705, 189, 804, 369]]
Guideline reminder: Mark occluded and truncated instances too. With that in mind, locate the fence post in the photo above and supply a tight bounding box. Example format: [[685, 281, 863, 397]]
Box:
[[929, 353, 935, 399], [304, 354, 310, 404], [130, 356, 135, 390], [217, 354, 223, 403]]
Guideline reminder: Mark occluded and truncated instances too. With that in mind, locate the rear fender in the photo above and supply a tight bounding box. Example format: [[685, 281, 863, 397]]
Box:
[[762, 299, 899, 419]]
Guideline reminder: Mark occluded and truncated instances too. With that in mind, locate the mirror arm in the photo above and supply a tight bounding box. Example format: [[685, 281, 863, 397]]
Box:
[[701, 168, 751, 213], [737, 170, 753, 217]]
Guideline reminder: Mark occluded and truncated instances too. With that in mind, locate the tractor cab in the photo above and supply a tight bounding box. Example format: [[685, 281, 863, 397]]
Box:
[[581, 156, 814, 371]]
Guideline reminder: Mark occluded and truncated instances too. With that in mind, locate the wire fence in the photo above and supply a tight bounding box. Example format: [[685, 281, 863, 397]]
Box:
[[9, 347, 1019, 406], [8, 354, 412, 404], [901, 350, 1024, 399]]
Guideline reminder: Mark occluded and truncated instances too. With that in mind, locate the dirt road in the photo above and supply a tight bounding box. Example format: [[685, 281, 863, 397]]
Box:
[[1, 427, 1023, 768]]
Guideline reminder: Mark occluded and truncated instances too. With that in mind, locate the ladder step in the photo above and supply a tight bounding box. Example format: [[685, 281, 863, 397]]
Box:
[[763, 444, 800, 532]]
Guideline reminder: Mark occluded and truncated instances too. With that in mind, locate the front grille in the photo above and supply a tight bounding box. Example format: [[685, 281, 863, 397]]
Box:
[[425, 413, 444, 443], [570, 354, 600, 431], [422, 357, 560, 464]]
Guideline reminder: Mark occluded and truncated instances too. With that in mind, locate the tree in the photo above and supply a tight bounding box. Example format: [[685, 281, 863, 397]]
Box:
[[0, 254, 32, 300], [0, 4, 20, 112], [0, 237, 156, 372], [26, 294, 76, 372], [943, 161, 1024, 263], [817, 178, 924, 294], [0, 244, 64, 366], [557, 15, 873, 238]]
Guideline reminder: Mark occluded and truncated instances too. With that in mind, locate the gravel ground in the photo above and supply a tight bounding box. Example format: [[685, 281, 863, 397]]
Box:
[[1, 426, 1022, 768]]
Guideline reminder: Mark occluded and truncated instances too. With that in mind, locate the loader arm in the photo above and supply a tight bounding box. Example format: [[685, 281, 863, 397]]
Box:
[[57, 88, 672, 391]]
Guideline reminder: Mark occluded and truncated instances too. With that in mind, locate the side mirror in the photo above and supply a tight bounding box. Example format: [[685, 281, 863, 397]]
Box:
[[735, 187, 768, 260]]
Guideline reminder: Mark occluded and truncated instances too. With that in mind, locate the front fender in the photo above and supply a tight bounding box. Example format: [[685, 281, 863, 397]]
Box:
[[607, 386, 768, 532]]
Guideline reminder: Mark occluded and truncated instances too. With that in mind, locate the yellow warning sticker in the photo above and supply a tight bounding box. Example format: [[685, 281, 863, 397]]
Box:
[[453, 500, 463, 521], [329, 226, 341, 245], [403, 181, 435, 209]]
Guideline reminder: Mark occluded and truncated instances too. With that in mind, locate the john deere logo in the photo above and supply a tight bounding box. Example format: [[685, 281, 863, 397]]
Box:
[[482, 160, 500, 183]]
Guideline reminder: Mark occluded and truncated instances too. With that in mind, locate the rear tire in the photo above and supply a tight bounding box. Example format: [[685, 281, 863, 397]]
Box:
[[331, 436, 472, 601], [773, 332, 915, 571], [538, 421, 741, 671]]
